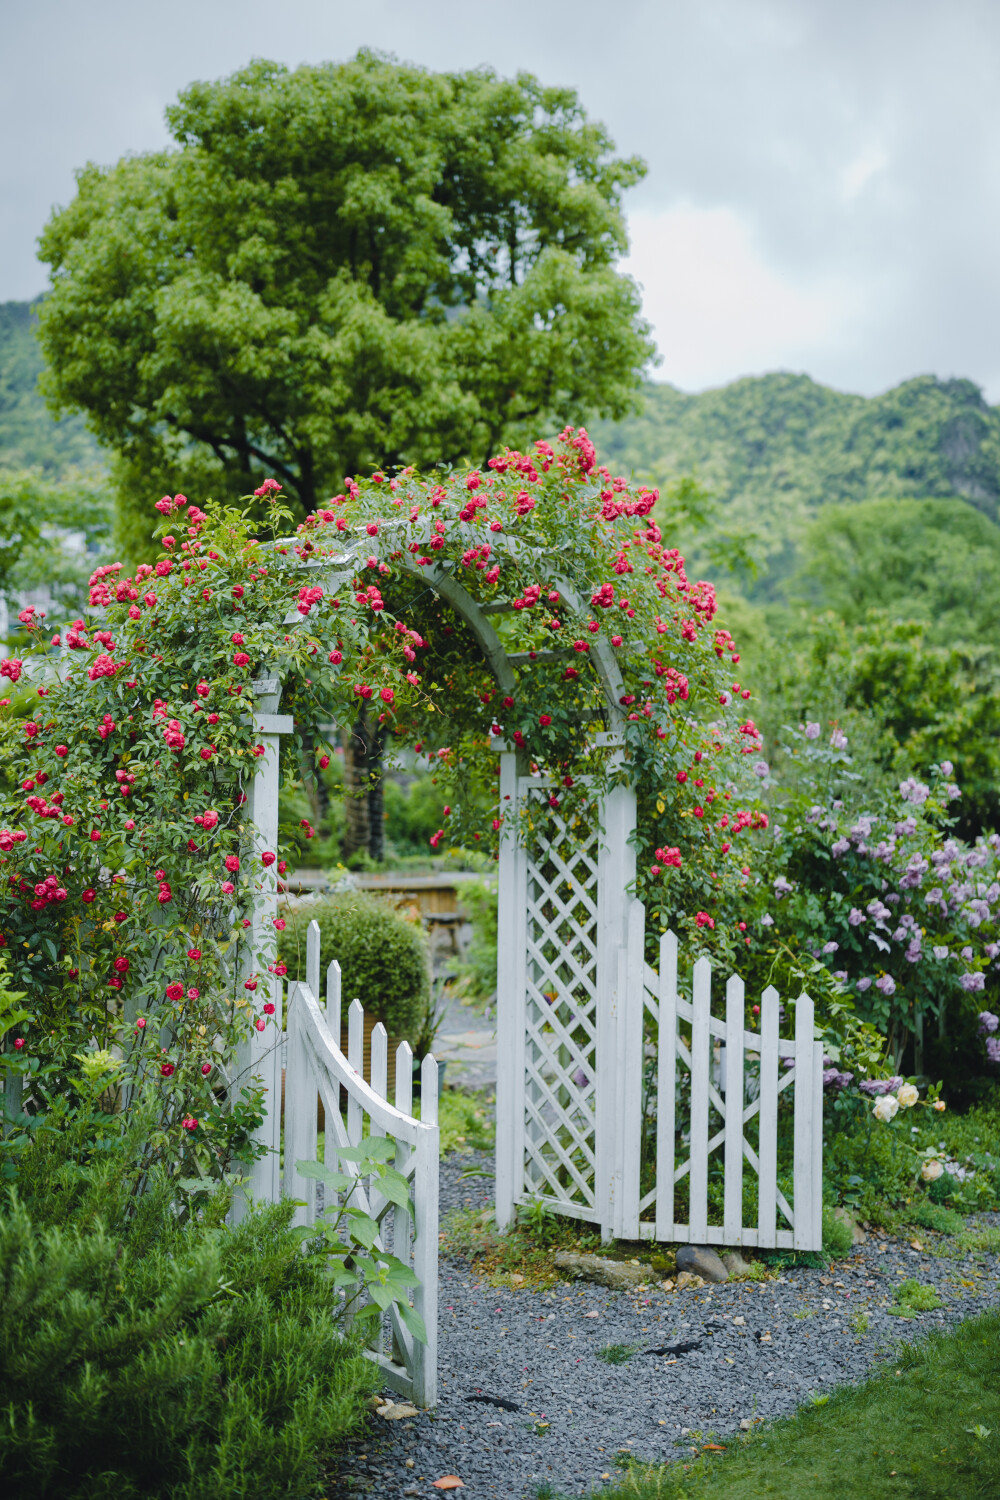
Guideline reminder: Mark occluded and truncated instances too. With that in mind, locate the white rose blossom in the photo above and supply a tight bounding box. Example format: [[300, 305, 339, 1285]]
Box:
[[873, 1095, 899, 1122], [921, 1159, 944, 1182], [896, 1083, 919, 1108]]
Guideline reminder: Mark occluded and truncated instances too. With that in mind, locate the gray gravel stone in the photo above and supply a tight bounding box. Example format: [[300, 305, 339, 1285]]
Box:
[[340, 1158, 1000, 1499]]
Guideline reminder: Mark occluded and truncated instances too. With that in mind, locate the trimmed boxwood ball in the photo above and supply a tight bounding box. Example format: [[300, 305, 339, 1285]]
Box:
[[279, 892, 429, 1037]]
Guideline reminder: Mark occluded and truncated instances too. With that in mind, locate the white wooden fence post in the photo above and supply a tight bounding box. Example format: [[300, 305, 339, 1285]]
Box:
[[655, 930, 678, 1241], [393, 1040, 414, 1367], [757, 985, 780, 1248], [495, 748, 520, 1231], [413, 1054, 439, 1407], [284, 981, 317, 1226], [723, 972, 745, 1244], [617, 898, 646, 1239], [812, 1033, 824, 1249], [347, 998, 365, 1146], [595, 774, 636, 1240], [688, 956, 711, 1244], [793, 992, 817, 1250], [231, 679, 293, 1222]]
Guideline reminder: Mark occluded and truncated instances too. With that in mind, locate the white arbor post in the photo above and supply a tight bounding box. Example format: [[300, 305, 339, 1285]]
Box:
[[494, 743, 638, 1239], [595, 777, 637, 1240], [232, 677, 293, 1218]]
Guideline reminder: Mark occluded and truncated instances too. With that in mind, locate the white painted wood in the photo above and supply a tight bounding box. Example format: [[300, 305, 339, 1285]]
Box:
[[723, 974, 745, 1244], [493, 777, 825, 1256], [812, 1038, 824, 1248], [392, 1040, 414, 1365], [232, 717, 287, 1225], [595, 777, 636, 1240], [370, 1024, 388, 1134], [283, 984, 317, 1226], [306, 919, 321, 1006], [655, 930, 678, 1240], [618, 899, 645, 1239], [412, 1054, 439, 1407], [273, 946, 439, 1405], [689, 957, 711, 1243], [347, 998, 364, 1147], [326, 960, 342, 1035], [509, 786, 529, 1213], [495, 749, 519, 1231], [757, 985, 780, 1248], [793, 992, 816, 1250], [612, 945, 629, 1239]]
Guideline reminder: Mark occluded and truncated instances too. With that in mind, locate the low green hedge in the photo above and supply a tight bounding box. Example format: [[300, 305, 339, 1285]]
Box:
[[0, 1165, 377, 1500], [279, 891, 429, 1037]]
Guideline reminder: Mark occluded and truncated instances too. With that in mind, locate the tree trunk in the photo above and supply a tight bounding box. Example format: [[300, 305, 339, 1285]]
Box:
[[340, 710, 387, 862], [341, 713, 371, 861], [368, 724, 387, 862]]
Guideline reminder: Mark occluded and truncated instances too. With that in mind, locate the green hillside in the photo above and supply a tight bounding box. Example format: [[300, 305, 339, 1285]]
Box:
[[5, 295, 1000, 605], [592, 373, 1000, 594], [0, 300, 103, 474]]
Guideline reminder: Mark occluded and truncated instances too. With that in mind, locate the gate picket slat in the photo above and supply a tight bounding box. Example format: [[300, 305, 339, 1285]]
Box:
[[347, 998, 364, 1147], [655, 930, 678, 1240], [689, 957, 711, 1243], [812, 1038, 824, 1248], [284, 983, 318, 1226], [326, 960, 342, 1036], [793, 994, 816, 1249], [757, 986, 780, 1248], [306, 920, 321, 1007], [370, 1024, 388, 1130], [723, 974, 745, 1244], [413, 1054, 439, 1408]]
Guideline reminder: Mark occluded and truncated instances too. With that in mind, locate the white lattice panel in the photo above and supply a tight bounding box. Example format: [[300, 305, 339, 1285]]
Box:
[[522, 800, 600, 1212], [495, 750, 638, 1240]]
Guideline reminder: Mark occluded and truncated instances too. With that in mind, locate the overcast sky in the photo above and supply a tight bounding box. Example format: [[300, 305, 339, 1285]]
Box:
[[3, 0, 999, 398]]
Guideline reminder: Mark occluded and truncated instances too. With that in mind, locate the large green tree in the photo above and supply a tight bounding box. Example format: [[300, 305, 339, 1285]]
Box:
[[37, 51, 653, 554]]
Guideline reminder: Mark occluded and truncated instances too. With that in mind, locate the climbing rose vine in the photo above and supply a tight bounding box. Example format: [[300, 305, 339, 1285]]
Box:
[[0, 430, 758, 1166]]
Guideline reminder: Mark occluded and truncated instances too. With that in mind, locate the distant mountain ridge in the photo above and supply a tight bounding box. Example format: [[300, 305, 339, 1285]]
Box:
[[3, 296, 1000, 561], [591, 372, 1000, 589], [0, 300, 103, 474]]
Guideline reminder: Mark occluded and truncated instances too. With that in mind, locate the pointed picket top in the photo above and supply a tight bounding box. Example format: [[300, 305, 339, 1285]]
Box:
[[421, 1054, 439, 1125]]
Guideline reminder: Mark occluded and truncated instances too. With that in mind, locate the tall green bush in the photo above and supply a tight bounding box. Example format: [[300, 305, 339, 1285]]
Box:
[[280, 891, 429, 1036]]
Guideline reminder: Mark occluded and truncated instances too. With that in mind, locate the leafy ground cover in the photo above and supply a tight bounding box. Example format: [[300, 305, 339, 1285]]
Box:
[[433, 1088, 496, 1156], [568, 1307, 1000, 1500]]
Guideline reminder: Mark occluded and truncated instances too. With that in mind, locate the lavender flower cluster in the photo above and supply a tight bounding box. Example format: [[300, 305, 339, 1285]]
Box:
[[979, 1011, 1000, 1065], [794, 759, 1000, 1018], [857, 1075, 905, 1096]]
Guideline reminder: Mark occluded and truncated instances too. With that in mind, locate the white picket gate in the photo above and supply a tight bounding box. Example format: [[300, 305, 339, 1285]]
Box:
[[237, 919, 439, 1408], [629, 914, 823, 1250], [496, 757, 823, 1252]]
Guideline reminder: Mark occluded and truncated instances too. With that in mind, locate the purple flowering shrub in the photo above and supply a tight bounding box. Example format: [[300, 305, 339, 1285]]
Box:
[[746, 723, 998, 1086]]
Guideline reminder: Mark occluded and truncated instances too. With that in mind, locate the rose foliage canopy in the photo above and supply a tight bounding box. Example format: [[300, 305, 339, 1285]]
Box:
[[0, 432, 763, 1172], [36, 52, 654, 557]]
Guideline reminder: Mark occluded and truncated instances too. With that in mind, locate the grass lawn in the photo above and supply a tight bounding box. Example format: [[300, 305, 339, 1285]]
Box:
[[576, 1308, 1000, 1500]]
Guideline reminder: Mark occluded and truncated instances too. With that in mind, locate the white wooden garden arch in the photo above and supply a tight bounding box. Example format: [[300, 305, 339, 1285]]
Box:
[[238, 526, 822, 1326]]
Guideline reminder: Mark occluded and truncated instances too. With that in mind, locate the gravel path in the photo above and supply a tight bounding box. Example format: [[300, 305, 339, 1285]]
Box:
[[339, 1157, 1000, 1499]]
